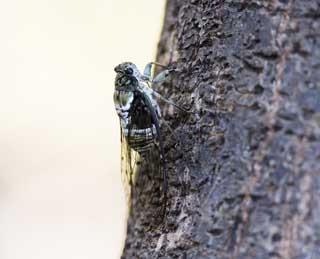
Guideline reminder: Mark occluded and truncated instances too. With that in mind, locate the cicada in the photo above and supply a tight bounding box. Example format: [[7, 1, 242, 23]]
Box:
[[113, 62, 188, 216]]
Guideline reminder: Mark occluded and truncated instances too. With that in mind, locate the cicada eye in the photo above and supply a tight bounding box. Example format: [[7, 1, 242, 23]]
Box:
[[125, 67, 133, 75]]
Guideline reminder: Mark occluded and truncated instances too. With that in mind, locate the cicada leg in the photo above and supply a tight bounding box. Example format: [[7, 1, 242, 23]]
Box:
[[143, 63, 197, 115], [143, 62, 169, 81]]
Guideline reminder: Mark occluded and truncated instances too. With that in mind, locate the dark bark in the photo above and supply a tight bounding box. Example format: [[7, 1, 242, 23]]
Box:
[[122, 1, 320, 258]]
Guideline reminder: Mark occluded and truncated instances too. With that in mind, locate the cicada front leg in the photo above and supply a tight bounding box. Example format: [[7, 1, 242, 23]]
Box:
[[143, 62, 168, 80], [142, 62, 196, 115]]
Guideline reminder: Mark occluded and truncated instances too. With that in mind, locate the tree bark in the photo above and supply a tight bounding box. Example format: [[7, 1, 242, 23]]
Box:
[[122, 1, 320, 258]]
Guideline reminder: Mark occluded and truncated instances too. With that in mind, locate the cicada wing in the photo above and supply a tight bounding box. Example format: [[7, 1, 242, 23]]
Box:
[[139, 145, 161, 191], [141, 92, 167, 208], [120, 128, 139, 204]]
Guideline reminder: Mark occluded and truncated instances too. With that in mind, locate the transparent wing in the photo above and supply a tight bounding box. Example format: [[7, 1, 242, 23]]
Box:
[[130, 142, 164, 220], [120, 127, 139, 204]]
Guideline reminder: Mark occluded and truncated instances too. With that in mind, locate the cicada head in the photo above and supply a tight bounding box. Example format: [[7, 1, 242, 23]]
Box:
[[114, 62, 142, 87], [114, 62, 139, 74]]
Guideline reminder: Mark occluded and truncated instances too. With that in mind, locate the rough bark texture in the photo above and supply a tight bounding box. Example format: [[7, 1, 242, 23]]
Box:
[[122, 1, 320, 258]]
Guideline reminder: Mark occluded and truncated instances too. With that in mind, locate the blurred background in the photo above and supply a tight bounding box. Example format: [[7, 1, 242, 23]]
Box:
[[0, 0, 165, 258]]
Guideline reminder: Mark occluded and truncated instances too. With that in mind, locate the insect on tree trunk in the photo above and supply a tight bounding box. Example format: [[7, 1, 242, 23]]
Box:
[[121, 1, 320, 258]]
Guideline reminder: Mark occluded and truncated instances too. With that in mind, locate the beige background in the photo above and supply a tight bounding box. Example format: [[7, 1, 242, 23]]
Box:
[[0, 1, 165, 258]]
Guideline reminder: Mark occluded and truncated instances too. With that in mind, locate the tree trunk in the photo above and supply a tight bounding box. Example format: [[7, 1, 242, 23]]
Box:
[[122, 1, 320, 258]]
